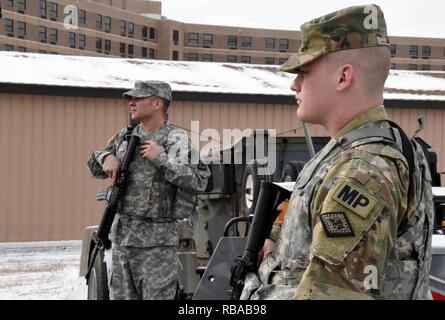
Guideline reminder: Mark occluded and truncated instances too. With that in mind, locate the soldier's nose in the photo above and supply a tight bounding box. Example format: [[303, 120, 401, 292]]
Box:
[[291, 76, 301, 93]]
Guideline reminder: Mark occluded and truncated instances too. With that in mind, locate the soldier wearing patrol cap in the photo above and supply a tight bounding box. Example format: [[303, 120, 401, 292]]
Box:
[[87, 80, 210, 299], [242, 5, 433, 300]]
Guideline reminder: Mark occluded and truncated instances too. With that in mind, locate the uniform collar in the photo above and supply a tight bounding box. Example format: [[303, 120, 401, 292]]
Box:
[[335, 105, 388, 140], [137, 120, 169, 135]]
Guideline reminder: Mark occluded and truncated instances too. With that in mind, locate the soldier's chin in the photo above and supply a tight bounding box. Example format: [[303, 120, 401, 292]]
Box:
[[296, 107, 316, 124], [130, 113, 140, 121]]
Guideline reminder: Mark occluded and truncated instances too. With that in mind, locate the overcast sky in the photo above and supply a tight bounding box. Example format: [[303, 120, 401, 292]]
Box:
[[160, 0, 445, 38]]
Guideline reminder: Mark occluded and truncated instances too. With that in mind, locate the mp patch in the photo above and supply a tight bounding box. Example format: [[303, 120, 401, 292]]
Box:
[[320, 212, 355, 238], [332, 181, 377, 219]]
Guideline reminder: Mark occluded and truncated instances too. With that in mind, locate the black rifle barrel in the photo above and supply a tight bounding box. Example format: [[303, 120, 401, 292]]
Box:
[[230, 181, 290, 300], [85, 128, 140, 283]]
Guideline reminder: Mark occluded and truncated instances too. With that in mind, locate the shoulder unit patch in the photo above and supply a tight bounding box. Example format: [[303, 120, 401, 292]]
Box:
[[332, 181, 377, 219], [320, 212, 355, 237]]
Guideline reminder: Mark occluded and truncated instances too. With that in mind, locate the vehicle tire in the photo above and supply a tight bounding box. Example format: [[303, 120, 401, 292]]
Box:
[[240, 160, 272, 218], [87, 248, 109, 300], [281, 160, 305, 182]]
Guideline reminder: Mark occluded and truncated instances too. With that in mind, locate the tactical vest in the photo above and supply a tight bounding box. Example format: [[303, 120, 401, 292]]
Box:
[[263, 120, 434, 300], [115, 123, 198, 221]]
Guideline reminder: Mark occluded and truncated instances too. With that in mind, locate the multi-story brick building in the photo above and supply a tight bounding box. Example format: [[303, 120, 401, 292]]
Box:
[[1, 0, 445, 70]]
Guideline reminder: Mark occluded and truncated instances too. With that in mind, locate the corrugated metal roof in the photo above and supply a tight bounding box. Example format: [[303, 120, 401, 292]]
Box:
[[1, 52, 445, 101]]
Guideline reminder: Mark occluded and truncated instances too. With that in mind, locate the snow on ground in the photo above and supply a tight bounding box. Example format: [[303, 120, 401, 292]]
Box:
[[0, 240, 87, 300]]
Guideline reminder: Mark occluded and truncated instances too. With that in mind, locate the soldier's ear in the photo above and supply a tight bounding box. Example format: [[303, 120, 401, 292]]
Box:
[[154, 98, 164, 111], [336, 64, 354, 91]]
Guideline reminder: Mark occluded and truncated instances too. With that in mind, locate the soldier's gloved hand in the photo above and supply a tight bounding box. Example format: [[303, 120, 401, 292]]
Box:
[[102, 154, 121, 186], [140, 140, 165, 161]]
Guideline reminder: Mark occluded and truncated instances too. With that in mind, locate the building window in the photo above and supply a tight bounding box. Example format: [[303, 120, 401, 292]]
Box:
[[49, 28, 57, 42], [68, 32, 76, 46], [104, 16, 111, 32], [5, 44, 14, 51], [173, 30, 179, 44], [443, 65, 445, 71], [241, 36, 251, 48], [279, 38, 289, 51], [188, 33, 198, 45], [203, 34, 213, 47], [128, 44, 134, 56], [96, 38, 102, 50], [408, 64, 418, 70], [39, 0, 47, 16], [38, 26, 46, 41], [142, 47, 147, 58], [149, 27, 155, 40], [228, 35, 237, 48], [241, 56, 251, 64], [421, 64, 430, 71], [120, 42, 126, 54], [149, 48, 155, 59], [17, 0, 26, 11], [265, 38, 275, 49], [79, 34, 86, 47], [5, 0, 13, 7], [49, 2, 57, 18], [172, 50, 179, 60], [265, 57, 275, 65], [128, 22, 134, 36], [188, 53, 198, 61], [5, 19, 14, 34], [390, 44, 397, 56], [142, 26, 148, 39], [17, 21, 26, 37], [120, 20, 126, 34], [79, 10, 86, 24], [278, 58, 288, 65], [202, 54, 213, 62], [105, 39, 111, 52], [227, 55, 237, 63], [409, 45, 418, 57], [96, 14, 102, 29], [422, 46, 431, 57], [390, 63, 396, 70], [17, 46, 26, 52]]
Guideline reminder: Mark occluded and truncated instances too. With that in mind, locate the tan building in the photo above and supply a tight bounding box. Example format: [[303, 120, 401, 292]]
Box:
[[1, 0, 445, 70], [0, 52, 444, 242]]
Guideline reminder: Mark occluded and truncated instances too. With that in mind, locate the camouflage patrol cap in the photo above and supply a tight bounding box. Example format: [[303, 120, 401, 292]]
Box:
[[280, 4, 390, 73], [123, 80, 172, 101]]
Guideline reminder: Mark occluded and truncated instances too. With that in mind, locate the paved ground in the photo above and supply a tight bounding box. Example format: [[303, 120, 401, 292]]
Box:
[[0, 240, 87, 300]]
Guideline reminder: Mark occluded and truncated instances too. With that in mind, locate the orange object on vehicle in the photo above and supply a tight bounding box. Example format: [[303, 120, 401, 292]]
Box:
[[275, 199, 289, 223]]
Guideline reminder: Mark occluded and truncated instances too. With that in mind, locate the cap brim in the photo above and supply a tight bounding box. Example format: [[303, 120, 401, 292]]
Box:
[[122, 89, 153, 99], [278, 52, 327, 73]]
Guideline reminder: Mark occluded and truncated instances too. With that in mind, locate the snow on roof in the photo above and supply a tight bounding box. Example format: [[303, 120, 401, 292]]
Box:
[[1, 52, 445, 101]]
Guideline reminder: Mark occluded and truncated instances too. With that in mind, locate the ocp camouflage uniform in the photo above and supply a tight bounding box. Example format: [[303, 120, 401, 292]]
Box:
[[241, 5, 433, 300], [87, 102, 210, 299], [243, 106, 433, 300]]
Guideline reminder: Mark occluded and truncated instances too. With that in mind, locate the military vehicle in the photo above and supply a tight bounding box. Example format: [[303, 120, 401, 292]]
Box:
[[78, 125, 445, 300]]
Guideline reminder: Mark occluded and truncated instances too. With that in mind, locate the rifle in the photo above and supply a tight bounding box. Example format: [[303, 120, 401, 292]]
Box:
[[85, 126, 140, 284], [229, 181, 291, 300]]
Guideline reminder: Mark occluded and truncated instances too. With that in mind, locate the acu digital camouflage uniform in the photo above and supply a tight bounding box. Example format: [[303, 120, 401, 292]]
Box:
[[241, 5, 434, 300], [87, 81, 210, 300]]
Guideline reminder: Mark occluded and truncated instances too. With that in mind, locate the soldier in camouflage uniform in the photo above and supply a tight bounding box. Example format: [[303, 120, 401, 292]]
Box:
[[241, 5, 434, 300], [87, 80, 210, 300]]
